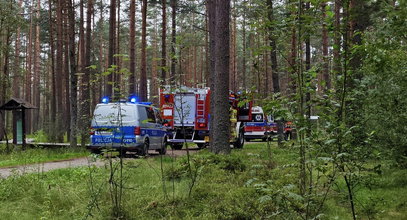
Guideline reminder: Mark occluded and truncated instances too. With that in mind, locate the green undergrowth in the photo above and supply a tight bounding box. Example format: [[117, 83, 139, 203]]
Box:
[[0, 145, 89, 167], [0, 143, 405, 219]]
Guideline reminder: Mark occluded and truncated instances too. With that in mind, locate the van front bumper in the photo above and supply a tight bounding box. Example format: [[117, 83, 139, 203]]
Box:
[[89, 135, 145, 151], [87, 143, 144, 151]]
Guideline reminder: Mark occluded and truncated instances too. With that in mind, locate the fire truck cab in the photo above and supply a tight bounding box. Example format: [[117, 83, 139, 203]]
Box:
[[159, 86, 252, 149]]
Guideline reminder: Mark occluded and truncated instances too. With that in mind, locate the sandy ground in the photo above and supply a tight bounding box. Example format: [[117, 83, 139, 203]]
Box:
[[0, 147, 201, 179]]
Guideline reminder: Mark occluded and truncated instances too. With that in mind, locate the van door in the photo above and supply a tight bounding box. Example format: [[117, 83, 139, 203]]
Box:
[[154, 108, 165, 147], [145, 106, 159, 149]]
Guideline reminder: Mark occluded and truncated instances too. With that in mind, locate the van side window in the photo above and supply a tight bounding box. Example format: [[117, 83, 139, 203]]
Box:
[[146, 107, 156, 122], [155, 109, 162, 124]]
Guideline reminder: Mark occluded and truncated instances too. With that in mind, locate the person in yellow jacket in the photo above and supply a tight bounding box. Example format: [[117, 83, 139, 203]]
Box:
[[230, 106, 238, 142]]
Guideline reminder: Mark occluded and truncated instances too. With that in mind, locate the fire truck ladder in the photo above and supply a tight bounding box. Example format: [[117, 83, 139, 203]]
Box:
[[196, 95, 206, 118]]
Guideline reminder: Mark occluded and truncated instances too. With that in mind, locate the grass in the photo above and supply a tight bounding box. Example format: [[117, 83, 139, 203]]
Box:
[[0, 142, 405, 219], [0, 144, 89, 167]]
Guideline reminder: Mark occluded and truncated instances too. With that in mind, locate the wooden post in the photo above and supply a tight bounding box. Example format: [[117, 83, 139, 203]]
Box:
[[22, 109, 26, 148]]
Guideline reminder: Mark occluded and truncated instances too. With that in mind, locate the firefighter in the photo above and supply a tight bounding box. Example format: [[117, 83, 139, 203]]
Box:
[[229, 106, 238, 142]]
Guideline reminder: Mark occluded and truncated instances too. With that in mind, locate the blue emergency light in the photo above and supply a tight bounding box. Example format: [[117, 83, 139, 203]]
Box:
[[101, 96, 110, 103], [129, 95, 139, 103]]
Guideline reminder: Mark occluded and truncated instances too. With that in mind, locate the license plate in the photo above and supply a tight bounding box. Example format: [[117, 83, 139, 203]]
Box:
[[204, 136, 210, 142]]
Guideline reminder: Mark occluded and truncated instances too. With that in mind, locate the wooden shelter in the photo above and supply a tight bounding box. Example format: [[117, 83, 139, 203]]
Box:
[[0, 98, 37, 147]]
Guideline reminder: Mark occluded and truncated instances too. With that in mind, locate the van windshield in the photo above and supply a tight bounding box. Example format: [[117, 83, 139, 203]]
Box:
[[92, 104, 136, 126]]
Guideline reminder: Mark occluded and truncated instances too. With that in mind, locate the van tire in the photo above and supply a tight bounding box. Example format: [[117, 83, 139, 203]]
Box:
[[158, 139, 167, 155], [118, 148, 126, 158], [171, 143, 183, 150], [197, 143, 207, 149], [90, 149, 101, 155], [233, 128, 244, 149], [140, 139, 149, 156]]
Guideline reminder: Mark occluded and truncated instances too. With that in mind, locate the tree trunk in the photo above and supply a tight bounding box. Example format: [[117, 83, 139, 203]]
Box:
[[161, 0, 167, 83], [63, 3, 71, 140], [49, 0, 56, 139], [207, 0, 216, 150], [25, 4, 33, 135], [140, 0, 148, 101], [289, 26, 297, 95], [305, 2, 311, 118], [129, 0, 136, 94], [32, 0, 41, 132], [321, 2, 330, 91], [333, 0, 342, 80], [12, 0, 24, 99], [67, 0, 78, 147], [116, 0, 121, 90], [170, 0, 176, 85], [107, 0, 116, 97], [55, 0, 65, 141], [212, 0, 230, 154], [242, 0, 247, 90], [80, 0, 93, 146], [0, 28, 11, 140]]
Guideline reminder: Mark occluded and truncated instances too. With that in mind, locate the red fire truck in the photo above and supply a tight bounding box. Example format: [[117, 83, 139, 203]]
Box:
[[159, 86, 252, 149]]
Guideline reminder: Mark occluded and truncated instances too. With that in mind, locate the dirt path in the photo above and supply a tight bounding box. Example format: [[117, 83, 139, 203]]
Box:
[[0, 147, 201, 179]]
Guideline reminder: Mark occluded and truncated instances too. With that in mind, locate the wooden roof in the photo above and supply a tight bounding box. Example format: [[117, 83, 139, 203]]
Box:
[[0, 98, 37, 110]]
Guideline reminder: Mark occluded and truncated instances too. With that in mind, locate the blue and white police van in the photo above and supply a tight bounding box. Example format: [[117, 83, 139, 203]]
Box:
[[87, 97, 168, 156]]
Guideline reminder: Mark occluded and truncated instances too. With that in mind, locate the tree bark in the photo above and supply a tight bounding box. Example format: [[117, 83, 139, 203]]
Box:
[[33, 0, 41, 132], [25, 3, 33, 135], [49, 0, 56, 139], [333, 0, 342, 79], [267, 1, 279, 93], [55, 0, 64, 141], [80, 0, 93, 146], [140, 0, 148, 101], [212, 0, 231, 154], [207, 0, 216, 150], [63, 3, 71, 139], [12, 0, 24, 99], [242, 0, 247, 90], [161, 0, 167, 83], [129, 0, 136, 94], [67, 0, 78, 147], [321, 1, 330, 91], [170, 0, 176, 85], [107, 0, 116, 96]]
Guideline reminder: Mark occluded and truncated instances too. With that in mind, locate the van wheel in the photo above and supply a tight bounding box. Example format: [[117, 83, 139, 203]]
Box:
[[197, 143, 207, 149], [140, 139, 149, 156], [118, 148, 126, 158], [234, 129, 244, 149], [90, 149, 101, 155], [171, 143, 183, 150], [158, 140, 167, 155], [284, 132, 290, 141]]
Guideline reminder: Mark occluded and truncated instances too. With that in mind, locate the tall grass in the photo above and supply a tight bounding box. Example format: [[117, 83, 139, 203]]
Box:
[[0, 144, 89, 167]]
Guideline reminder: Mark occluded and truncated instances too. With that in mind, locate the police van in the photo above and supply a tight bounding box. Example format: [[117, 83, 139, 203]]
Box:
[[87, 97, 168, 156]]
